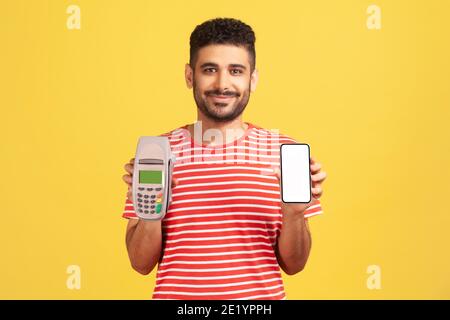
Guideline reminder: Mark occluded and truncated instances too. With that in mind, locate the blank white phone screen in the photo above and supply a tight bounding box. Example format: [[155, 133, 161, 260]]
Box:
[[281, 144, 311, 203]]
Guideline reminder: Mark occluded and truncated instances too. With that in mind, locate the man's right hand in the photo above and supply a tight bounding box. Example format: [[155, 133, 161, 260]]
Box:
[[122, 158, 178, 202]]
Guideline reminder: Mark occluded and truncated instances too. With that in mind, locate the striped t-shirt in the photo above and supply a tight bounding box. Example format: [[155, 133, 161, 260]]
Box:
[[122, 122, 323, 300]]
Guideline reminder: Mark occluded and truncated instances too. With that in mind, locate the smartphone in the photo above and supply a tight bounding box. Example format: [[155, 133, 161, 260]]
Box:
[[280, 143, 312, 203]]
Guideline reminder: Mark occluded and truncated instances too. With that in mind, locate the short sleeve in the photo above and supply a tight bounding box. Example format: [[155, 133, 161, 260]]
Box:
[[304, 198, 323, 219], [122, 196, 139, 220]]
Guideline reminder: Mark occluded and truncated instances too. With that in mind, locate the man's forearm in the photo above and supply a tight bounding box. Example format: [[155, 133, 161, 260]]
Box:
[[126, 220, 162, 275], [275, 213, 311, 275]]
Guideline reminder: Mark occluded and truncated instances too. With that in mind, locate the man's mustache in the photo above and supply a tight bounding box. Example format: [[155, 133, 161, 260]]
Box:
[[205, 90, 240, 97]]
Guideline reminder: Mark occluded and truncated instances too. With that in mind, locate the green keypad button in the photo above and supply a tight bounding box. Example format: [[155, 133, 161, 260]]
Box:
[[156, 203, 162, 213]]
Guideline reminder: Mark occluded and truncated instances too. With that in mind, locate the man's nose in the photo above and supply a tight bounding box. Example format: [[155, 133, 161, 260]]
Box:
[[215, 70, 231, 92]]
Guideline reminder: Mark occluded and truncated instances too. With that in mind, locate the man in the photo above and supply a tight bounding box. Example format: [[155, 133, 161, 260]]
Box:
[[121, 18, 327, 300]]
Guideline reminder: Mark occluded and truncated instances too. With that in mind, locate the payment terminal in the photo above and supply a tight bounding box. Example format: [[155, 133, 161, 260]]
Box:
[[132, 137, 176, 220]]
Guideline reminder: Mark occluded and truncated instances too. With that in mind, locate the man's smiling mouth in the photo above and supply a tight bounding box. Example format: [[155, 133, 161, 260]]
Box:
[[210, 95, 235, 100]]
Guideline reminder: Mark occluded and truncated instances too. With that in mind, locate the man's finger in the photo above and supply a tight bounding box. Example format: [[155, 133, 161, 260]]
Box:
[[310, 162, 321, 174], [311, 171, 327, 183], [312, 187, 323, 198], [122, 174, 132, 185], [272, 167, 281, 181], [124, 163, 134, 174]]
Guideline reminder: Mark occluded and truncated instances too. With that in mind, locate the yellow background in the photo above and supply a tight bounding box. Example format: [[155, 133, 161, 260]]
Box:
[[1, 0, 449, 299]]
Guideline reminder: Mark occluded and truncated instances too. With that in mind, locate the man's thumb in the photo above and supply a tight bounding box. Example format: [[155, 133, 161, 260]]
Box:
[[272, 167, 281, 181], [171, 177, 179, 188]]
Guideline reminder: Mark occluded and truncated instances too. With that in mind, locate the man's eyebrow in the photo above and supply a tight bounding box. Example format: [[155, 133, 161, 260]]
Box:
[[229, 64, 247, 70], [200, 62, 219, 68], [199, 62, 247, 70]]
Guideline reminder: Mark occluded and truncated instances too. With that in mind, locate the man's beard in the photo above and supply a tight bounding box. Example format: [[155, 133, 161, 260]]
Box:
[[193, 80, 251, 123]]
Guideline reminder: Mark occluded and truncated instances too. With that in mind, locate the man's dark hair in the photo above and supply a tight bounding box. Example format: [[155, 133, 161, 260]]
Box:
[[189, 18, 256, 72]]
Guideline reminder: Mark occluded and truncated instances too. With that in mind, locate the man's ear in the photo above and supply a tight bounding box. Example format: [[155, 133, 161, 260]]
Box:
[[250, 68, 259, 92], [185, 63, 193, 89]]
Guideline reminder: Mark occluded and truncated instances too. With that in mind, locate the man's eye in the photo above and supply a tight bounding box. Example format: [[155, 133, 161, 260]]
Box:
[[204, 68, 216, 73], [231, 69, 243, 75]]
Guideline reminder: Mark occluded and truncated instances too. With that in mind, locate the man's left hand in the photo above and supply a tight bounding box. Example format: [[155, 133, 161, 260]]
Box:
[[273, 157, 327, 216]]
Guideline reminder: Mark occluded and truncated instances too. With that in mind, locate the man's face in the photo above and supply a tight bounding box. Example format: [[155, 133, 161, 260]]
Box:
[[186, 44, 257, 122]]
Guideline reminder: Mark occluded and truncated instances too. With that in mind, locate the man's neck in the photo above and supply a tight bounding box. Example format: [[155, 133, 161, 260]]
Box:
[[187, 113, 249, 146]]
